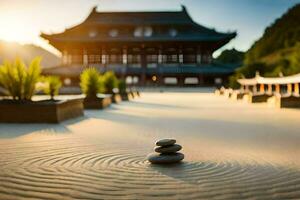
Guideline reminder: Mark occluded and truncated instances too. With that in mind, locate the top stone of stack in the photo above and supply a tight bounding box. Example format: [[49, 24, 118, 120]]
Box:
[[155, 139, 176, 147]]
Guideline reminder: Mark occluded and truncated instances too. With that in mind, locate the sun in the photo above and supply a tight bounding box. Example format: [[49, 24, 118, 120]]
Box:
[[0, 10, 60, 56], [0, 13, 33, 43]]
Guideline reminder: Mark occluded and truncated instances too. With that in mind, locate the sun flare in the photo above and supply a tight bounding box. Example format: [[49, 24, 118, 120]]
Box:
[[0, 10, 35, 44]]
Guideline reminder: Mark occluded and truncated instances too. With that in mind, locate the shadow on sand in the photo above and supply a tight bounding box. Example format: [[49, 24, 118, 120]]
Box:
[[123, 101, 191, 109], [0, 115, 88, 139], [149, 160, 300, 192]]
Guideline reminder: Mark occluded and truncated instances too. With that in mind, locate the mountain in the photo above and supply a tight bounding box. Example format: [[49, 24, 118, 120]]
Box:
[[216, 48, 245, 66], [0, 41, 60, 68], [230, 3, 300, 87]]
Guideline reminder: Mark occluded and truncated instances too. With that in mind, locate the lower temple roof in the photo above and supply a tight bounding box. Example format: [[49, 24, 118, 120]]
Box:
[[42, 64, 235, 77]]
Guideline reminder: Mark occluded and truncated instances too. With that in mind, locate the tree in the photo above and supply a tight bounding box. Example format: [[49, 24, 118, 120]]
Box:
[[229, 4, 300, 87], [216, 48, 245, 65]]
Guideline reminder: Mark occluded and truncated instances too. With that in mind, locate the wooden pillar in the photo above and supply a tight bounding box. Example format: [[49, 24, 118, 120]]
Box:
[[67, 53, 72, 65], [179, 47, 183, 65], [158, 47, 162, 64], [122, 47, 128, 80], [140, 46, 147, 86], [178, 77, 184, 86], [196, 46, 201, 65], [101, 47, 107, 69], [275, 84, 280, 94], [198, 75, 204, 85], [122, 48, 127, 65], [253, 85, 257, 94], [294, 83, 299, 96], [287, 83, 292, 95], [100, 47, 103, 64], [268, 84, 272, 94], [157, 47, 163, 86], [245, 85, 249, 93], [83, 49, 88, 66], [62, 50, 68, 65], [260, 84, 264, 93]]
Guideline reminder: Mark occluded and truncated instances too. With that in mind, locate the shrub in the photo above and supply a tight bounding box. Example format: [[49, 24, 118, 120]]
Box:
[[118, 79, 127, 94], [228, 74, 241, 89], [0, 57, 41, 101], [43, 76, 62, 100], [80, 67, 103, 98], [103, 71, 118, 94]]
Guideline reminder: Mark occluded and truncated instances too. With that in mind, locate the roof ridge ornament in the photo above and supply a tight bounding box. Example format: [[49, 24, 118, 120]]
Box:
[[92, 6, 98, 13], [181, 5, 187, 12], [255, 71, 260, 78]]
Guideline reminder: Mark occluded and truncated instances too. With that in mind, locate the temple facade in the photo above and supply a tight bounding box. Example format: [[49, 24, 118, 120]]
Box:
[[41, 6, 236, 86]]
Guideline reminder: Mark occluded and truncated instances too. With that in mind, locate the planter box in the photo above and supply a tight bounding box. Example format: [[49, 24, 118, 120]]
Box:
[[230, 91, 244, 100], [135, 91, 141, 97], [224, 89, 233, 98], [214, 89, 221, 95], [128, 91, 139, 98], [0, 98, 84, 123], [120, 92, 134, 101], [130, 91, 137, 98], [245, 93, 271, 103], [111, 93, 122, 103], [215, 87, 225, 96], [268, 95, 300, 108], [84, 94, 112, 109]]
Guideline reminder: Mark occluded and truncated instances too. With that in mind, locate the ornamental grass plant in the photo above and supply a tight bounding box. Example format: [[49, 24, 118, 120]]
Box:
[[43, 76, 62, 100], [0, 57, 41, 101], [80, 67, 104, 99]]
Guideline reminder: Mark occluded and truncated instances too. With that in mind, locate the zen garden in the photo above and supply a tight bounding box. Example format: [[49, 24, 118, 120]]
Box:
[[0, 57, 139, 123], [0, 1, 300, 200]]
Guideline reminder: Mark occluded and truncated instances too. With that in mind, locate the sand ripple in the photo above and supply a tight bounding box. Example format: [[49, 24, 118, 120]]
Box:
[[1, 148, 300, 199]]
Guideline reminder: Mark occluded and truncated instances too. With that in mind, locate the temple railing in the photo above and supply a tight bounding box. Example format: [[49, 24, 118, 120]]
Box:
[[238, 73, 300, 96]]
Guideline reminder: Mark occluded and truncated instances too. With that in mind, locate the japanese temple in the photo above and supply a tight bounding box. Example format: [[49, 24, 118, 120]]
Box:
[[41, 6, 236, 86]]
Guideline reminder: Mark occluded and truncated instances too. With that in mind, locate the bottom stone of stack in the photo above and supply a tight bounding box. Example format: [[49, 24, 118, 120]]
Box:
[[147, 152, 184, 164]]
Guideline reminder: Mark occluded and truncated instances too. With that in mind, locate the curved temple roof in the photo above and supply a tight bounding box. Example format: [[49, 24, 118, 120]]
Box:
[[41, 5, 236, 49], [84, 5, 195, 25], [238, 73, 300, 85]]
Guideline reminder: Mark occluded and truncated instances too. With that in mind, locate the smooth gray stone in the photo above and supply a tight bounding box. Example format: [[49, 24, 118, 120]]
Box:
[[155, 139, 176, 147], [147, 153, 184, 164], [155, 144, 182, 153]]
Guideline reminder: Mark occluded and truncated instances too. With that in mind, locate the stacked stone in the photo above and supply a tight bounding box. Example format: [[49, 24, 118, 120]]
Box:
[[147, 139, 184, 164]]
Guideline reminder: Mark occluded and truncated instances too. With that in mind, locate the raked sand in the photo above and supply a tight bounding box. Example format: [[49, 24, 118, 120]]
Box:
[[1, 91, 300, 199]]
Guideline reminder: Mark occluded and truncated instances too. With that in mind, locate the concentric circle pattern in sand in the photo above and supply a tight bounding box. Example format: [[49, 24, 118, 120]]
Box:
[[1, 142, 300, 200], [1, 92, 300, 199]]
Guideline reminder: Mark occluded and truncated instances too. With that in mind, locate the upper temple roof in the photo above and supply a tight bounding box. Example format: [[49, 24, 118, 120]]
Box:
[[41, 6, 236, 51], [83, 5, 195, 25]]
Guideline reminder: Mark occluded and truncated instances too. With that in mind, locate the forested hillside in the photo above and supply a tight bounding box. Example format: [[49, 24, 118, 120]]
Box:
[[230, 4, 300, 87]]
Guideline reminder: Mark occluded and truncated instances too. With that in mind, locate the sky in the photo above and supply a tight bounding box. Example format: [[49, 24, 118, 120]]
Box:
[[0, 0, 299, 57]]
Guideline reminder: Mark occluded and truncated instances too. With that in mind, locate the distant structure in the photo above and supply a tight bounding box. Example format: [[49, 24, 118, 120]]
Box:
[[41, 6, 236, 86]]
